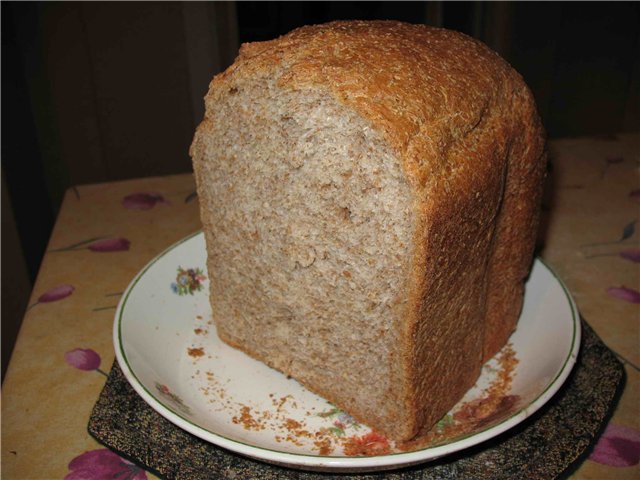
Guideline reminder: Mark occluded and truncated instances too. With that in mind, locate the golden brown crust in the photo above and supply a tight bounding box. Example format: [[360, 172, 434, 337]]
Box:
[[192, 20, 546, 441], [206, 21, 517, 189], [482, 90, 547, 361]]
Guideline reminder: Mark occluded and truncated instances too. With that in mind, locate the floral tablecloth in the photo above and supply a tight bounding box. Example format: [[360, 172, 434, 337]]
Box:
[[2, 133, 638, 479]]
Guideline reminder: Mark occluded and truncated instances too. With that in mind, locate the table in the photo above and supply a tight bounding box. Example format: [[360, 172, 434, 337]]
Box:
[[2, 134, 638, 479]]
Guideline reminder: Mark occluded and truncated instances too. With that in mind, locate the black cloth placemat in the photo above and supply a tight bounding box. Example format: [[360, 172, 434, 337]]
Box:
[[88, 320, 624, 479]]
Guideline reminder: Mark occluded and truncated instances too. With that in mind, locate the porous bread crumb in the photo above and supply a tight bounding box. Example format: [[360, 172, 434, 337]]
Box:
[[194, 80, 413, 436], [187, 347, 205, 358], [231, 405, 265, 431]]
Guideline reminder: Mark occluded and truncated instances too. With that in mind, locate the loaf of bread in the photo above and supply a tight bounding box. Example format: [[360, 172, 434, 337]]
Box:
[[190, 20, 546, 442]]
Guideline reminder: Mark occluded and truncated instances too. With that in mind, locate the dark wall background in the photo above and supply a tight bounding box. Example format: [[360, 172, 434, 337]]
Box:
[[233, 1, 639, 137], [2, 1, 639, 379]]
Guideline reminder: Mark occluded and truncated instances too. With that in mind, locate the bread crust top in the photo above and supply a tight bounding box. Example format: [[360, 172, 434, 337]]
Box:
[[204, 20, 533, 191]]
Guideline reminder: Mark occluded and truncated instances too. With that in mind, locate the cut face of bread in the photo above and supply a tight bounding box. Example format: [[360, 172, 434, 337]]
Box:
[[194, 78, 416, 436], [191, 20, 546, 441]]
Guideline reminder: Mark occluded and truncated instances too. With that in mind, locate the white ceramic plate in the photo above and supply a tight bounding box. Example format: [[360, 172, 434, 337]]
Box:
[[114, 231, 580, 472]]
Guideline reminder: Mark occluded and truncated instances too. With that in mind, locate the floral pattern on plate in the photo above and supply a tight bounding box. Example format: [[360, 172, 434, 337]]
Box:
[[171, 266, 207, 296], [155, 382, 193, 416]]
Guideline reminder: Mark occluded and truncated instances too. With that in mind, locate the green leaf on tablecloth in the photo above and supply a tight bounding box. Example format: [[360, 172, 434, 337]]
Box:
[[620, 220, 636, 242]]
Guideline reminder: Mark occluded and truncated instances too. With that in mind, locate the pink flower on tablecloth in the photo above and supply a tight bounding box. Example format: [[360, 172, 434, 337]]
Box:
[[65, 348, 101, 371], [50, 236, 131, 253], [64, 348, 108, 376], [122, 192, 168, 210], [589, 424, 640, 467], [87, 237, 130, 252], [607, 286, 640, 304], [65, 449, 147, 480], [38, 284, 75, 303], [619, 249, 640, 263], [28, 284, 75, 310]]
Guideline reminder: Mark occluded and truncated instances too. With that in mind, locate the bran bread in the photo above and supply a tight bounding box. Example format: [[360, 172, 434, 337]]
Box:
[[190, 20, 546, 442]]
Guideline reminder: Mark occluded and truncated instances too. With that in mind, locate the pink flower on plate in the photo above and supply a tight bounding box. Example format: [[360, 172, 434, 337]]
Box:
[[607, 286, 640, 304], [66, 449, 147, 480], [344, 431, 391, 456], [122, 192, 168, 210], [589, 424, 640, 467], [87, 237, 130, 252]]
